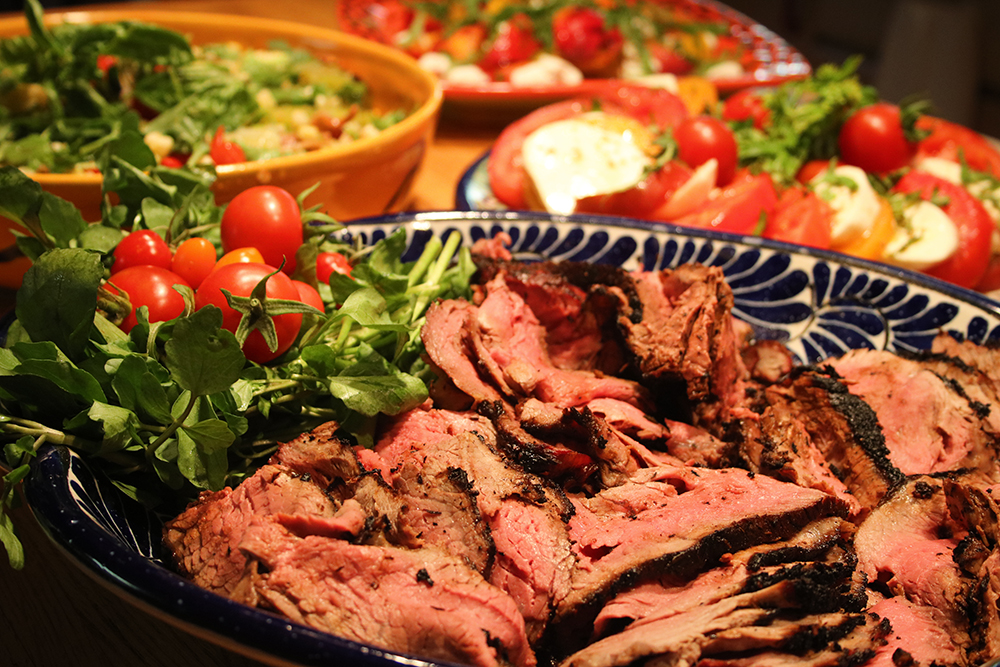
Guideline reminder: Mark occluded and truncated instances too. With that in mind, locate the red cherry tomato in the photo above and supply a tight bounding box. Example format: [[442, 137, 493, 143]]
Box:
[[221, 186, 304, 274], [599, 84, 690, 133], [763, 188, 833, 249], [111, 229, 172, 274], [335, 0, 414, 43], [293, 280, 325, 312], [647, 43, 694, 75], [316, 251, 353, 284], [552, 7, 624, 77], [673, 171, 778, 235], [576, 161, 693, 219], [916, 115, 1000, 178], [838, 103, 916, 174], [892, 171, 994, 290], [107, 265, 191, 333], [479, 14, 541, 73], [210, 126, 246, 166], [195, 263, 303, 364], [171, 237, 217, 289], [674, 115, 739, 186], [721, 90, 771, 130]]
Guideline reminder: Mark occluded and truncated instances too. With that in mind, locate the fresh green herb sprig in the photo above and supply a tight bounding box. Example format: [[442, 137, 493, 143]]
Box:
[[0, 162, 475, 570], [730, 57, 880, 187]]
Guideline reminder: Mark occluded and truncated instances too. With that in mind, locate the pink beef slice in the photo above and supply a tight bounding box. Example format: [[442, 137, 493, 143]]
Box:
[[241, 520, 536, 667], [471, 271, 651, 410], [422, 299, 503, 406], [866, 597, 964, 667], [163, 464, 338, 604], [854, 476, 972, 632], [376, 424, 576, 644], [612, 264, 753, 424], [825, 348, 1000, 480], [545, 465, 848, 657]]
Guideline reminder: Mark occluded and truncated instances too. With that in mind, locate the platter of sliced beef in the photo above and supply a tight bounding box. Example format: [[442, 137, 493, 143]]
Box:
[[24, 212, 1000, 667]]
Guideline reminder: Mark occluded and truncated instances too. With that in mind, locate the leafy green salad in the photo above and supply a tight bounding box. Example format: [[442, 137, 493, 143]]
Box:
[[0, 150, 475, 570], [0, 0, 407, 175]]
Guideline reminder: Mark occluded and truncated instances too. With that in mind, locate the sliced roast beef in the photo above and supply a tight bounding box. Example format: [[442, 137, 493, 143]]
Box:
[[762, 369, 904, 512], [735, 405, 864, 517], [374, 423, 575, 643], [865, 596, 964, 667], [422, 299, 503, 407], [824, 349, 1000, 483], [546, 465, 849, 658], [242, 520, 536, 667], [559, 577, 868, 667], [611, 264, 753, 425], [592, 516, 858, 639]]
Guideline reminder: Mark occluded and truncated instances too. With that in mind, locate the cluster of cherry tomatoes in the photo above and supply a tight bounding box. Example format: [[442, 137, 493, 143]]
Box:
[[106, 185, 352, 363]]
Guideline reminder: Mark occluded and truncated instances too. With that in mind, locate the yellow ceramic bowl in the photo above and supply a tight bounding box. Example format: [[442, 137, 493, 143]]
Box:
[[0, 9, 442, 286]]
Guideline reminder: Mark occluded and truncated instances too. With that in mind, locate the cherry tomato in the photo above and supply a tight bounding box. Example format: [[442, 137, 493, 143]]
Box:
[[838, 103, 916, 174], [111, 229, 172, 275], [764, 188, 833, 249], [316, 251, 353, 284], [221, 186, 304, 274], [892, 171, 994, 290], [721, 90, 771, 130], [479, 14, 541, 73], [215, 246, 266, 271], [195, 263, 303, 364], [673, 171, 778, 235], [647, 43, 694, 75], [108, 266, 191, 333], [674, 115, 739, 186], [293, 280, 325, 312], [210, 126, 246, 166], [171, 237, 217, 289], [96, 54, 117, 74], [916, 116, 1000, 178], [335, 0, 413, 44], [576, 161, 693, 219], [160, 155, 186, 168], [552, 7, 624, 77]]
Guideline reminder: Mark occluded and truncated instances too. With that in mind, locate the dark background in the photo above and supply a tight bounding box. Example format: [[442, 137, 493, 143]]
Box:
[[2, 0, 998, 137]]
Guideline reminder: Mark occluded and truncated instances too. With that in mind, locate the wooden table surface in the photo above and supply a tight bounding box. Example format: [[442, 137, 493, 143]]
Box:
[[0, 1, 500, 665]]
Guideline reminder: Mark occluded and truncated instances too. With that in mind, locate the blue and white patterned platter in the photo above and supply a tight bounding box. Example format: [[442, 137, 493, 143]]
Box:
[[24, 211, 1000, 667]]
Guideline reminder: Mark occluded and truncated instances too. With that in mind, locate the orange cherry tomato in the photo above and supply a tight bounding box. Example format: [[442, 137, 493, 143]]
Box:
[[215, 246, 266, 271], [831, 197, 896, 261], [170, 237, 217, 289]]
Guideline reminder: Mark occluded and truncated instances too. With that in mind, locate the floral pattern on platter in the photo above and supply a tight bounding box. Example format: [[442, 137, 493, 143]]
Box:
[[24, 210, 1000, 667]]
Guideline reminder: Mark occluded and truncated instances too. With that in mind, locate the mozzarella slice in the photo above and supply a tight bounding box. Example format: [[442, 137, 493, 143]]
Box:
[[811, 165, 882, 247], [883, 200, 960, 271], [521, 114, 654, 215], [913, 155, 963, 184]]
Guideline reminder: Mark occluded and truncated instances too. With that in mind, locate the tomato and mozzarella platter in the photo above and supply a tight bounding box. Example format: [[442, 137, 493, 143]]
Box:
[[337, 0, 758, 90], [485, 63, 1000, 293]]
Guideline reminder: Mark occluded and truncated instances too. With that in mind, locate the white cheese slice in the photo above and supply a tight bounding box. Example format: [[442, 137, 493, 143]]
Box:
[[811, 165, 883, 247], [522, 115, 653, 215], [913, 155, 963, 184], [883, 200, 960, 271]]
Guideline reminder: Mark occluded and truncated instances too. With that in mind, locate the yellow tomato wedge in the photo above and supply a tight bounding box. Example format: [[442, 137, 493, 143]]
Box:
[[676, 76, 718, 116], [831, 196, 896, 261]]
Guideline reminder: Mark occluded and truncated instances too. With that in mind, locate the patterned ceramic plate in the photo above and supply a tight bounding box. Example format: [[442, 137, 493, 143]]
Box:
[[24, 211, 1000, 667]]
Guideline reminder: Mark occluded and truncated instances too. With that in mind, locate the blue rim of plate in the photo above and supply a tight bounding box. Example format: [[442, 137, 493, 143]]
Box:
[[23, 210, 1000, 667]]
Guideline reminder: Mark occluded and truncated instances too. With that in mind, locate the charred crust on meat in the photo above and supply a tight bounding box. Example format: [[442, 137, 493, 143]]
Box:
[[911, 480, 937, 500], [416, 568, 433, 586], [891, 648, 916, 667]]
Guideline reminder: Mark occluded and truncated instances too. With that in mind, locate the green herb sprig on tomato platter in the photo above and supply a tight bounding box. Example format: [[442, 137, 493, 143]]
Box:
[[0, 161, 475, 571]]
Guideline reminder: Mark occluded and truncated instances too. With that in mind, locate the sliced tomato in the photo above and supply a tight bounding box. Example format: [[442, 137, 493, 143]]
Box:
[[336, 0, 413, 43], [672, 170, 778, 235], [210, 126, 245, 165], [576, 160, 693, 218], [764, 187, 833, 249], [893, 171, 994, 289], [916, 116, 1000, 178], [976, 254, 1000, 293], [721, 90, 770, 130], [795, 159, 834, 185], [552, 6, 624, 77], [479, 14, 541, 73], [598, 83, 690, 132]]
